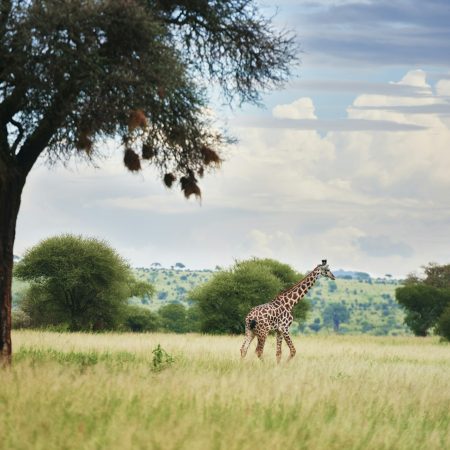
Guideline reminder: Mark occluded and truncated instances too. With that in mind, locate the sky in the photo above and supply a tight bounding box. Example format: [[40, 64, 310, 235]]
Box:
[[15, 0, 450, 277]]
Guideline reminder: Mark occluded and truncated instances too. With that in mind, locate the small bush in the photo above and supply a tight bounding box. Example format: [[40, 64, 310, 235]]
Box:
[[152, 344, 174, 371], [123, 306, 160, 332], [12, 309, 32, 329]]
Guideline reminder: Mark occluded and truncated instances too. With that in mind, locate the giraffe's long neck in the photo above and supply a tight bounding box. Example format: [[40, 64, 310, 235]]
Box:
[[276, 268, 321, 311]]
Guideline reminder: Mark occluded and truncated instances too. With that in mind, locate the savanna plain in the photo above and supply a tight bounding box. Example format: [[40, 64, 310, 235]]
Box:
[[1, 331, 449, 450]]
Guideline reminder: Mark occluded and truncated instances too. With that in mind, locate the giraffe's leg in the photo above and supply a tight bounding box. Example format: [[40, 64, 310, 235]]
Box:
[[240, 329, 255, 358], [276, 331, 283, 363], [255, 332, 267, 359], [283, 331, 296, 360]]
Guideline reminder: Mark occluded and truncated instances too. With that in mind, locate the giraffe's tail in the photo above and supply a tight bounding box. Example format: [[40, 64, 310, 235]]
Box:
[[249, 319, 257, 330]]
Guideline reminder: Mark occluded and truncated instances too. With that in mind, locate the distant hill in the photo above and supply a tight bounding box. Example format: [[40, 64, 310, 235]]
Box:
[[12, 265, 408, 336], [132, 267, 408, 336]]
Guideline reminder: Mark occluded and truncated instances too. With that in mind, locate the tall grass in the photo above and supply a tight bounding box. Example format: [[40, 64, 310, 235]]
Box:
[[1, 331, 449, 450]]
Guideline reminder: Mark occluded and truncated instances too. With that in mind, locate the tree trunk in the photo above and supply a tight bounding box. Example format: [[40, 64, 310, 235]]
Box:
[[0, 165, 25, 366]]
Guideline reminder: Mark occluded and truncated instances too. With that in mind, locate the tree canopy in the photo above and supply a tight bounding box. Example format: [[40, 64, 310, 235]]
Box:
[[1, 0, 295, 192], [189, 258, 309, 334], [14, 234, 154, 331], [396, 263, 450, 337], [323, 302, 350, 333], [0, 0, 296, 363], [396, 284, 450, 337]]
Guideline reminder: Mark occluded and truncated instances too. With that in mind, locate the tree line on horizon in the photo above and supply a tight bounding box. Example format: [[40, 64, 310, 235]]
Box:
[[12, 235, 310, 334], [12, 233, 450, 341], [396, 264, 450, 340]]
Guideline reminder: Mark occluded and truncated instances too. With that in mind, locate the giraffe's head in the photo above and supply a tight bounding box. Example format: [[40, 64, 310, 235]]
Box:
[[317, 259, 335, 280]]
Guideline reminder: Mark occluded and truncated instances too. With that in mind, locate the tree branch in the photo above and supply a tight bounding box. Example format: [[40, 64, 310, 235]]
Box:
[[16, 84, 77, 174], [10, 117, 23, 154]]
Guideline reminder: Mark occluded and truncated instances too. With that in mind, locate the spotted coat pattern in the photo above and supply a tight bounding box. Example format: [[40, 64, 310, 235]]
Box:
[[240, 262, 335, 362]]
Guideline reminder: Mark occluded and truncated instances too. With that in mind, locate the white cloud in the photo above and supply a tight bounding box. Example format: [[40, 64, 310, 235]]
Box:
[[15, 69, 450, 277], [396, 69, 430, 89], [435, 79, 450, 97], [272, 97, 317, 119]]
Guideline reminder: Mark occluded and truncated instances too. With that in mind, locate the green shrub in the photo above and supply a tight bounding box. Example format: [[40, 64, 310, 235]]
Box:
[[437, 306, 450, 341], [123, 306, 160, 332]]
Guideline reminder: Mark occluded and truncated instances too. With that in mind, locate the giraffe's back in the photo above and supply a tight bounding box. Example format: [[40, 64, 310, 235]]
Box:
[[245, 302, 292, 332]]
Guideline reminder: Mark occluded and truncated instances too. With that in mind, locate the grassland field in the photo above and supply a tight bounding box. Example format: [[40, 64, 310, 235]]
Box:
[[1, 331, 449, 450]]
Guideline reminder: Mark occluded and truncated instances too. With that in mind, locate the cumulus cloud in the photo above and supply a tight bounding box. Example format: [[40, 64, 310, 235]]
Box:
[[273, 97, 317, 119], [16, 70, 450, 276]]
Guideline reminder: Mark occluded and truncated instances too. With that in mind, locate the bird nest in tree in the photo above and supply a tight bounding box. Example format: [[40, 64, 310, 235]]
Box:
[[124, 148, 141, 172]]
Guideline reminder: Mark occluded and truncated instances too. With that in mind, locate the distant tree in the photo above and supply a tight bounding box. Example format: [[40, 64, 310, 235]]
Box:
[[323, 303, 350, 332], [422, 263, 450, 289], [395, 284, 450, 336], [158, 291, 168, 301], [190, 258, 309, 334], [123, 306, 160, 333], [174, 262, 186, 269], [186, 305, 202, 333], [14, 235, 153, 331], [328, 281, 338, 293], [355, 272, 371, 281], [158, 303, 188, 333], [436, 306, 450, 341], [309, 318, 321, 333], [0, 0, 296, 363], [404, 263, 450, 288], [11, 309, 31, 329]]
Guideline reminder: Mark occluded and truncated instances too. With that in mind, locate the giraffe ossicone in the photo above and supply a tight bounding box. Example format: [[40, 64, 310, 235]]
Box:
[[240, 260, 335, 362]]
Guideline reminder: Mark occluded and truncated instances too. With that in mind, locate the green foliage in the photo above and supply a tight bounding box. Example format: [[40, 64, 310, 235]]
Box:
[[123, 306, 160, 333], [323, 303, 350, 332], [328, 281, 338, 293], [422, 263, 450, 288], [396, 284, 450, 336], [1, 0, 295, 192], [436, 306, 450, 341], [158, 303, 190, 333], [11, 309, 31, 329], [107, 267, 406, 335], [190, 258, 309, 334], [152, 344, 174, 372], [14, 235, 154, 331]]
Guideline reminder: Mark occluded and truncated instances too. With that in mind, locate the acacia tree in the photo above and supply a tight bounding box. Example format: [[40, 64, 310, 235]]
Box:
[[190, 258, 309, 334], [0, 1, 295, 363], [15, 234, 154, 331]]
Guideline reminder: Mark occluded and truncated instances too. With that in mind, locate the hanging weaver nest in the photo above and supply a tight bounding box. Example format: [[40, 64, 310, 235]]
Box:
[[180, 173, 201, 199], [197, 167, 204, 178], [142, 143, 156, 159], [128, 109, 148, 131], [124, 148, 141, 172], [76, 130, 93, 154], [163, 173, 176, 188], [200, 145, 221, 166]]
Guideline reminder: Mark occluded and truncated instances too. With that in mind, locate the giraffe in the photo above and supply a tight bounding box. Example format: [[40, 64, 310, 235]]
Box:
[[240, 260, 335, 362]]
